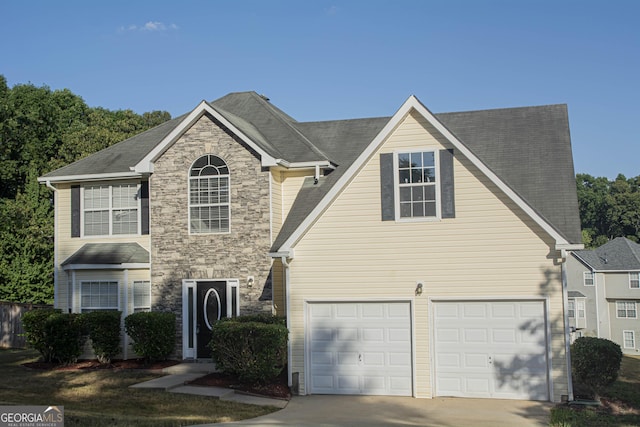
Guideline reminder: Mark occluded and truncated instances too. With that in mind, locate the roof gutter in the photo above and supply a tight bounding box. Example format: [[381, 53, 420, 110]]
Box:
[[275, 159, 336, 170], [44, 180, 59, 309], [560, 249, 575, 402], [37, 171, 142, 184]]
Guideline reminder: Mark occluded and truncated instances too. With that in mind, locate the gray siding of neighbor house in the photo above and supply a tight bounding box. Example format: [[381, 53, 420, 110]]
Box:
[[604, 272, 640, 355], [566, 255, 598, 337], [149, 113, 273, 357]]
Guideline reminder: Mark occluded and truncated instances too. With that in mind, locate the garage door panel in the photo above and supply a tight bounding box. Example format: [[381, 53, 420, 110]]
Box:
[[434, 300, 549, 401], [308, 302, 412, 396]]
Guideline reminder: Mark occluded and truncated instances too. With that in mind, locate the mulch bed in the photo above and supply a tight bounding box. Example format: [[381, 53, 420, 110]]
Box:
[[188, 369, 291, 400], [23, 358, 181, 371]]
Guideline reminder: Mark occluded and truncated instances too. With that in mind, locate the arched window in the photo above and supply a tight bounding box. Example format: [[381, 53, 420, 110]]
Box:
[[189, 155, 230, 233]]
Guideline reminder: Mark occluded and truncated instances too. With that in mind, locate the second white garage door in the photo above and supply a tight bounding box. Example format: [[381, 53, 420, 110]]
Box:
[[434, 300, 550, 401], [307, 301, 412, 396]]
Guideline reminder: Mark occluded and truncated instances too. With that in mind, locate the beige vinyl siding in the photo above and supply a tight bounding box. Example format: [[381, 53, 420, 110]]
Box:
[[287, 110, 568, 400], [280, 169, 313, 221], [271, 258, 286, 316], [54, 183, 151, 311], [271, 170, 284, 242]]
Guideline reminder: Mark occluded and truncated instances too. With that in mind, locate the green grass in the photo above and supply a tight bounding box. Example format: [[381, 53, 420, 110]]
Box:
[[550, 355, 640, 426], [0, 348, 279, 426]]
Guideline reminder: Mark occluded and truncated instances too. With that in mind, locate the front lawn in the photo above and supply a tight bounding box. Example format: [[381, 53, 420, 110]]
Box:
[[550, 355, 640, 426], [0, 348, 279, 426]]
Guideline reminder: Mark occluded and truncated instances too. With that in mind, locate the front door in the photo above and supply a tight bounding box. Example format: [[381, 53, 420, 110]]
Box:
[[196, 281, 227, 358]]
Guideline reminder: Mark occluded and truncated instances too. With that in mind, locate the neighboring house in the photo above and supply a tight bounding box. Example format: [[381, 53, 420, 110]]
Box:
[[567, 237, 640, 355], [38, 92, 583, 402]]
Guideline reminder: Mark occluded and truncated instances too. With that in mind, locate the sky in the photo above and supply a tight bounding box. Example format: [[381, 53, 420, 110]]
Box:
[[2, 0, 638, 179]]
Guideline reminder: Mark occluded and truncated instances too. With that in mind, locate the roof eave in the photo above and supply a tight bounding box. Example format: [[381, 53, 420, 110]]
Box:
[[37, 171, 143, 184], [61, 263, 150, 271]]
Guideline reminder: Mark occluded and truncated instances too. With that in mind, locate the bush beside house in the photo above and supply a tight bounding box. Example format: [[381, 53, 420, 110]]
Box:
[[209, 315, 288, 383], [124, 311, 176, 362]]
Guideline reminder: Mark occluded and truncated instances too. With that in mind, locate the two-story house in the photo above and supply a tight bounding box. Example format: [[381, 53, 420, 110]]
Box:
[[39, 92, 583, 402], [567, 237, 640, 355]]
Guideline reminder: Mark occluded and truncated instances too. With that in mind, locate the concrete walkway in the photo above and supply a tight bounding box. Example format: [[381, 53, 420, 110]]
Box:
[[129, 362, 288, 409], [131, 363, 552, 427]]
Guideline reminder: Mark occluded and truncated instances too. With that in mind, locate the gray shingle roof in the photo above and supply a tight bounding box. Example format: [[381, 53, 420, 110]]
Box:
[[62, 243, 150, 266], [573, 237, 640, 271], [436, 105, 581, 244], [41, 114, 187, 178], [40, 91, 582, 249], [568, 291, 586, 298]]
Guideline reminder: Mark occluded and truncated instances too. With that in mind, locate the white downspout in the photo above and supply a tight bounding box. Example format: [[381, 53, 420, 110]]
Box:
[[561, 249, 575, 401], [45, 180, 59, 309], [594, 269, 601, 337], [281, 256, 292, 388]]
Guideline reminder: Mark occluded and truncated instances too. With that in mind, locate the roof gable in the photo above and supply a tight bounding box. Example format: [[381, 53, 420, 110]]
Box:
[[272, 96, 582, 255]]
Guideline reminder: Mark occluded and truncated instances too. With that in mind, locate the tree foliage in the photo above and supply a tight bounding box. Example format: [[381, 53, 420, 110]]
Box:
[[0, 75, 170, 304], [577, 173, 640, 248]]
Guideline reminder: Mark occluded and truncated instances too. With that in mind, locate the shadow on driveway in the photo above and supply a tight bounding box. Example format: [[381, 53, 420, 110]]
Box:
[[195, 395, 552, 427]]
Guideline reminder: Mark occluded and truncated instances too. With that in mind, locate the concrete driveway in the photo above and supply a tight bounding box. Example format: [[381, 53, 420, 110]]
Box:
[[197, 395, 552, 427]]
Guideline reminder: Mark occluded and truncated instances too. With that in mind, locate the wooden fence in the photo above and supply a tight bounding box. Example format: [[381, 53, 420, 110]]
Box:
[[0, 301, 52, 349]]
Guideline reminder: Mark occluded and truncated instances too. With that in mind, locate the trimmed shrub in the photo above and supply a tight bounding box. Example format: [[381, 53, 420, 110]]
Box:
[[124, 311, 176, 361], [44, 312, 87, 364], [228, 314, 286, 326], [85, 311, 122, 364], [23, 309, 87, 364], [209, 316, 288, 383], [571, 336, 623, 397], [21, 308, 62, 362]]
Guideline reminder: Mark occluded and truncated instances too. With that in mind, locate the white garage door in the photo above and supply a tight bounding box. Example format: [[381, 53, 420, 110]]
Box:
[[307, 301, 412, 396], [434, 300, 549, 400]]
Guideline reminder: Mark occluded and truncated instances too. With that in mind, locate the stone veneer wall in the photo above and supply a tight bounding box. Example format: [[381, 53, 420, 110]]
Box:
[[149, 113, 273, 357]]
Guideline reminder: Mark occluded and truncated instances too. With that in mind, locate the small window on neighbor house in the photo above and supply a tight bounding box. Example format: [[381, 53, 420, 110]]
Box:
[[623, 330, 636, 349], [617, 301, 637, 318], [583, 271, 594, 286], [133, 281, 151, 312], [567, 300, 575, 318], [189, 155, 230, 234], [81, 281, 118, 312], [397, 151, 438, 218], [630, 272, 640, 289], [576, 299, 586, 318]]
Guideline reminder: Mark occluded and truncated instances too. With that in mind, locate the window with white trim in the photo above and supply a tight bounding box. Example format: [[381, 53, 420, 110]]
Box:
[[630, 272, 640, 289], [83, 184, 140, 236], [81, 281, 118, 312], [617, 301, 637, 318], [583, 271, 594, 286], [133, 281, 151, 312], [396, 151, 438, 218], [623, 330, 635, 349], [189, 155, 230, 233], [567, 300, 575, 318], [576, 299, 586, 318]]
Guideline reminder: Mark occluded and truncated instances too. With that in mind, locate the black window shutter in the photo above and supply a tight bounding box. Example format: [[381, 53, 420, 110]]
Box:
[[440, 149, 455, 219], [141, 181, 149, 235], [380, 153, 395, 221], [71, 185, 80, 237]]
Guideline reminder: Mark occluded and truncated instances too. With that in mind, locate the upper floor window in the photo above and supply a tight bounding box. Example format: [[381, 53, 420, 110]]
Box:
[[83, 184, 139, 236], [583, 271, 594, 286], [189, 155, 230, 234], [397, 151, 438, 219], [617, 301, 637, 319], [630, 272, 640, 289]]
